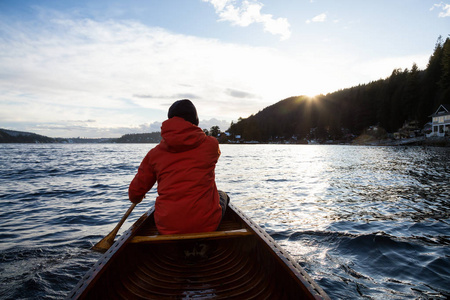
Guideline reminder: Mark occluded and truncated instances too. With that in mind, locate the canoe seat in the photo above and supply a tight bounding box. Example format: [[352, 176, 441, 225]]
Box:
[[130, 228, 252, 243]]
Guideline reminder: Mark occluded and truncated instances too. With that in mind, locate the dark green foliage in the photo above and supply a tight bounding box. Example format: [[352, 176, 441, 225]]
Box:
[[0, 129, 55, 143], [209, 126, 221, 137], [228, 36, 450, 143]]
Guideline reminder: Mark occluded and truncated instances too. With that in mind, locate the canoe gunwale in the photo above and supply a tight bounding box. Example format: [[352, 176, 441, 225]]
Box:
[[228, 203, 330, 300], [66, 207, 155, 300]]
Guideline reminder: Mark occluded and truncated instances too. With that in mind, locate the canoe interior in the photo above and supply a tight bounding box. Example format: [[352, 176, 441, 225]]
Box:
[[70, 203, 329, 299]]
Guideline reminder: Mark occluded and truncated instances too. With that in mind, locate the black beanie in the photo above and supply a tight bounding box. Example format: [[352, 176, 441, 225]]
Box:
[[168, 99, 199, 126]]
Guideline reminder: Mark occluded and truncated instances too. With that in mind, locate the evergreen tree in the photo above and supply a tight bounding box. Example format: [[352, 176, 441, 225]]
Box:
[[210, 126, 220, 137], [439, 37, 450, 101]]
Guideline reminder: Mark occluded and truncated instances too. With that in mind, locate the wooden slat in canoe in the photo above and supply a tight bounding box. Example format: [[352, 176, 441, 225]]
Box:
[[130, 228, 253, 243], [67, 203, 330, 299]]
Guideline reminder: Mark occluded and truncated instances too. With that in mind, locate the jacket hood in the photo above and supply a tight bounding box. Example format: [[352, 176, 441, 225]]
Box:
[[160, 117, 206, 152]]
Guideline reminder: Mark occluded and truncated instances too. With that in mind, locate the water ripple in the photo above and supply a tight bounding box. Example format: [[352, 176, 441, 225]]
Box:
[[0, 144, 449, 299]]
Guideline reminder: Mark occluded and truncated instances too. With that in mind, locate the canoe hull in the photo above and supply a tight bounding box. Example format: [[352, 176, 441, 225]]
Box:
[[68, 203, 329, 299]]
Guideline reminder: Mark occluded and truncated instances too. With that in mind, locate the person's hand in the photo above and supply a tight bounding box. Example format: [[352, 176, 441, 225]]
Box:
[[130, 194, 146, 204]]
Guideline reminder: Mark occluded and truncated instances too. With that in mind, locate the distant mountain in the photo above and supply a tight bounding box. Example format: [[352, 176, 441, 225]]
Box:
[[0, 128, 55, 143], [112, 132, 161, 143], [0, 128, 162, 144]]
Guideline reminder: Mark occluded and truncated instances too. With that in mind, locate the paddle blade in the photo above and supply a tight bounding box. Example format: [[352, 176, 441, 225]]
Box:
[[91, 203, 137, 253], [91, 234, 115, 253]]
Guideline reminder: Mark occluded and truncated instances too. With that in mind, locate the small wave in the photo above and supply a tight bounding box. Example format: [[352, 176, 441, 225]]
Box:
[[265, 178, 290, 182], [270, 227, 450, 299], [0, 245, 100, 300], [47, 213, 99, 226]]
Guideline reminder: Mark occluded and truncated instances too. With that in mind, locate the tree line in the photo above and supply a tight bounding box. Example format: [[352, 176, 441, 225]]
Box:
[[0, 129, 55, 143], [226, 36, 450, 143]]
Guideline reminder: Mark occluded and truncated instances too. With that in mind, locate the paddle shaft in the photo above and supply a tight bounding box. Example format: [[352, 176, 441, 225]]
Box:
[[110, 202, 137, 237]]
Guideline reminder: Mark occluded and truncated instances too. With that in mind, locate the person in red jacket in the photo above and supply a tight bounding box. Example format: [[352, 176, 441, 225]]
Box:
[[128, 99, 229, 234]]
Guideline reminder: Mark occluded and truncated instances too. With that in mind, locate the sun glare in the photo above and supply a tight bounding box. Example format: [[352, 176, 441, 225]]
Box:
[[306, 95, 317, 101]]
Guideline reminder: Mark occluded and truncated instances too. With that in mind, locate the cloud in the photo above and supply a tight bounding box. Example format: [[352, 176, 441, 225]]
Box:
[[26, 119, 113, 138], [306, 13, 327, 24], [130, 118, 231, 135], [431, 2, 450, 17], [136, 121, 163, 133], [133, 94, 154, 99], [22, 119, 163, 138], [133, 93, 201, 100], [199, 118, 231, 132], [202, 0, 291, 40], [0, 10, 301, 137], [226, 88, 258, 98], [0, 7, 430, 138]]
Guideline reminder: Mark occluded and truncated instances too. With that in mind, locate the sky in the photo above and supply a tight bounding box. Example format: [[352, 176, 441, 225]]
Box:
[[0, 0, 449, 138]]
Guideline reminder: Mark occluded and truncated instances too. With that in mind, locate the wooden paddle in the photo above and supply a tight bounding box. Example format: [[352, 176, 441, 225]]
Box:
[[92, 202, 137, 253]]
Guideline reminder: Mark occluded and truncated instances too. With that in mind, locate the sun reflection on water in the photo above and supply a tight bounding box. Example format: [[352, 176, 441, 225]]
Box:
[[217, 145, 337, 233], [216, 144, 450, 295]]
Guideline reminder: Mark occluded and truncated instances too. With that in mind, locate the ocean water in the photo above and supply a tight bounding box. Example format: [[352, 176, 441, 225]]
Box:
[[0, 144, 449, 299]]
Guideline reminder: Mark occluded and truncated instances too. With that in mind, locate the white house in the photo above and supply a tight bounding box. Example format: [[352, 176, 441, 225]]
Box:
[[428, 104, 450, 137]]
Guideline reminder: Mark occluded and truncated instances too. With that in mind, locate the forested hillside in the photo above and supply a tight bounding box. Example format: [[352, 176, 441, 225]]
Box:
[[227, 36, 450, 143], [0, 129, 162, 143], [112, 132, 161, 143], [0, 129, 55, 143]]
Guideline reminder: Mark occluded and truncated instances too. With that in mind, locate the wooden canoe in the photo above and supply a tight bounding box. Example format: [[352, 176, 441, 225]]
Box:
[[68, 203, 330, 299]]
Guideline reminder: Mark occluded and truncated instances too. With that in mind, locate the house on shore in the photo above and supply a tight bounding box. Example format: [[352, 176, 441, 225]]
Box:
[[428, 104, 450, 137]]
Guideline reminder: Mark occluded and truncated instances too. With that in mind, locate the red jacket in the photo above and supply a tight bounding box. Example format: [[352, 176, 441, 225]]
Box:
[[128, 117, 222, 234]]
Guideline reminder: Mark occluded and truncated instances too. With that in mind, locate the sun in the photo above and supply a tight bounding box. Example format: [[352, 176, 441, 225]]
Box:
[[305, 94, 318, 101]]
